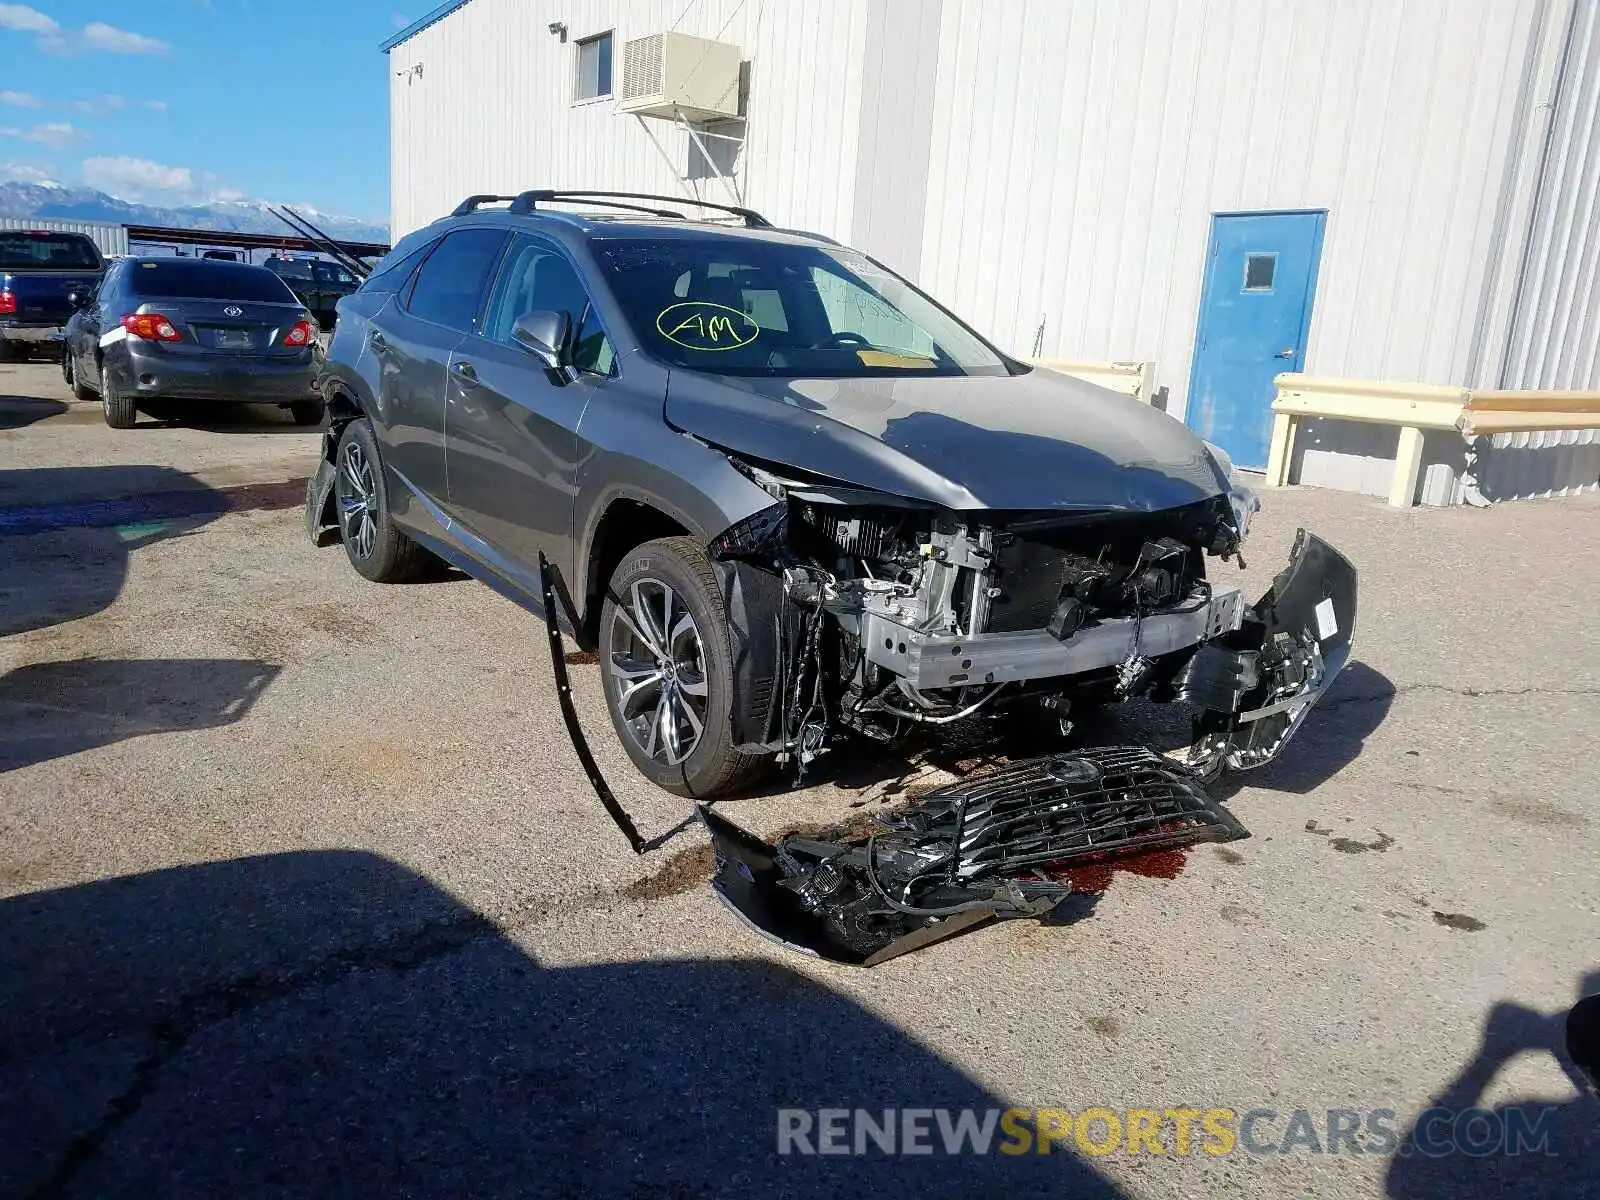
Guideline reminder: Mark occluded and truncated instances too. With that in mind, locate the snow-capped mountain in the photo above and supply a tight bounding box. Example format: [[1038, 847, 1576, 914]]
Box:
[[0, 181, 387, 242]]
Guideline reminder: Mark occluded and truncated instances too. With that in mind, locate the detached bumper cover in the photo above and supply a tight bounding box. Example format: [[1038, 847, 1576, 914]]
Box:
[[1185, 529, 1357, 771]]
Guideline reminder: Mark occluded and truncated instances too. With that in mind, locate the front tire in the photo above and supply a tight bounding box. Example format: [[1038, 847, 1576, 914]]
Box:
[[599, 536, 769, 798], [101, 378, 137, 429], [334, 417, 431, 583]]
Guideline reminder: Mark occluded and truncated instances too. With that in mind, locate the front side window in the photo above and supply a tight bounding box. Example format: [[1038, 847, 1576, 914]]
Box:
[[404, 228, 507, 333], [575, 31, 613, 100], [483, 234, 615, 374], [594, 236, 1010, 378], [572, 305, 616, 375]]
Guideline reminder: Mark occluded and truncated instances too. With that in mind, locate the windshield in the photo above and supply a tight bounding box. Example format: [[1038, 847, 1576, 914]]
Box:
[[0, 231, 101, 271], [593, 236, 1012, 378], [128, 260, 300, 303]]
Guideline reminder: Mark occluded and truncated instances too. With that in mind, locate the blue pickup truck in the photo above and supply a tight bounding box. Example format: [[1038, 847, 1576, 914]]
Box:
[[0, 229, 105, 360]]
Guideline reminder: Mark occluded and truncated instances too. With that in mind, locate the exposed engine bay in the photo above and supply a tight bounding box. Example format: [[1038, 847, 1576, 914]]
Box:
[[540, 451, 1357, 965], [704, 454, 1351, 779]]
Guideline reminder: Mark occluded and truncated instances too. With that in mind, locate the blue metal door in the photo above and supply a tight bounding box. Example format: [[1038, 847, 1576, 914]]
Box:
[[1186, 211, 1325, 467]]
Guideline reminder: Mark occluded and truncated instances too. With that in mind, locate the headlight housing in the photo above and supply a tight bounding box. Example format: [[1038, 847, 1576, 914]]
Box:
[[1205, 441, 1260, 545]]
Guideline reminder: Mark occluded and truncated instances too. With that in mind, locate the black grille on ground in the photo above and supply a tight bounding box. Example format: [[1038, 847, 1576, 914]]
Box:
[[885, 745, 1248, 874]]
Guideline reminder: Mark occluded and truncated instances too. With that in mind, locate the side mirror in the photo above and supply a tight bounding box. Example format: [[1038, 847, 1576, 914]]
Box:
[[512, 310, 570, 370]]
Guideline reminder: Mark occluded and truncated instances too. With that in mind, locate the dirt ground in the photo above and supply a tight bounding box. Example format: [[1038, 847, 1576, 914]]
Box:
[[2, 357, 1597, 1198]]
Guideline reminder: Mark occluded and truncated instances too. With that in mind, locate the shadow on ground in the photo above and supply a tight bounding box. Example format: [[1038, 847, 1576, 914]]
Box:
[[1385, 971, 1600, 1198], [0, 658, 278, 773], [0, 851, 1122, 1198], [142, 402, 320, 435], [1, 465, 296, 771], [0, 395, 68, 431]]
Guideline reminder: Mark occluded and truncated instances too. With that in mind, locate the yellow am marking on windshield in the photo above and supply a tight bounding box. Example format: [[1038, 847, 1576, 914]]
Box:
[[656, 301, 760, 350]]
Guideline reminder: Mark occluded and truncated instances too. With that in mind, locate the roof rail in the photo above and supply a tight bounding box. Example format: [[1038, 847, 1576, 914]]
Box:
[[451, 194, 517, 217], [507, 189, 771, 228]]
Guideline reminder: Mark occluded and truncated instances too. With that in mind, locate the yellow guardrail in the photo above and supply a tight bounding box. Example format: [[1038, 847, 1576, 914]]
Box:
[[1030, 359, 1155, 403], [1266, 374, 1600, 506]]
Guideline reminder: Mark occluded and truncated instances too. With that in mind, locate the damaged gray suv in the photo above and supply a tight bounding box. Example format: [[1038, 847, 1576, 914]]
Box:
[[309, 190, 1356, 812]]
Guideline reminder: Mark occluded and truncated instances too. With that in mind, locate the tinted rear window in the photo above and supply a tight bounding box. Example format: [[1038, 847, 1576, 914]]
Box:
[[0, 231, 101, 271], [267, 258, 315, 280], [127, 261, 300, 303]]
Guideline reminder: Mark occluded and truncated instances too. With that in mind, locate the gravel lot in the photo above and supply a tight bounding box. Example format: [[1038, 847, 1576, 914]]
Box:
[[2, 357, 1596, 1198]]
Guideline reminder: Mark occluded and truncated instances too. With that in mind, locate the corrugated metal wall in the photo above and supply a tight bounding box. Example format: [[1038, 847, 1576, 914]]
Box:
[[0, 216, 128, 257], [389, 0, 869, 241], [390, 0, 1589, 424], [1500, 0, 1600, 389], [916, 0, 1545, 416]]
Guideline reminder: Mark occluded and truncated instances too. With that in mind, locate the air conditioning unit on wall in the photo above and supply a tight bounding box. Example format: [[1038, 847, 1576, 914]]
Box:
[[618, 32, 742, 122]]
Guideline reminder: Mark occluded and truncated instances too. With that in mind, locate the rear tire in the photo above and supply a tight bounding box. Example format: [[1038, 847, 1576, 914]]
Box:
[[288, 400, 325, 426], [63, 352, 95, 402], [101, 379, 137, 429], [599, 536, 770, 798], [335, 417, 432, 583]]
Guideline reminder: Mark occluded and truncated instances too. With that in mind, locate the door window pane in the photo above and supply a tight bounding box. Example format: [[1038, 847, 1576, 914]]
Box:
[[405, 228, 507, 333], [1243, 253, 1277, 292], [576, 32, 613, 100], [483, 235, 613, 374], [573, 306, 617, 376]]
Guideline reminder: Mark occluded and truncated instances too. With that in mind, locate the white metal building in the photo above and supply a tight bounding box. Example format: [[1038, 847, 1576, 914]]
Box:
[[385, 0, 1600, 492]]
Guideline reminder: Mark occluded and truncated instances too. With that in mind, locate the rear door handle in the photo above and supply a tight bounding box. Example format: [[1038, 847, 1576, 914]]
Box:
[[367, 331, 388, 352], [451, 360, 479, 385]]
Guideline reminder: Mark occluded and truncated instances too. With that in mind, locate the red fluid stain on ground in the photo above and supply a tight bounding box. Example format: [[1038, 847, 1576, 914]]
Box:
[[1052, 846, 1191, 894]]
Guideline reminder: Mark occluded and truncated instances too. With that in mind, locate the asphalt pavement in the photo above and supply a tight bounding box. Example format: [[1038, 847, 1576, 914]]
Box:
[[2, 358, 1596, 1198]]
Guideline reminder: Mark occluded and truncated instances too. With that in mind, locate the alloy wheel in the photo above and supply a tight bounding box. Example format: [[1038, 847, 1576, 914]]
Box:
[[608, 578, 709, 767], [337, 438, 378, 560]]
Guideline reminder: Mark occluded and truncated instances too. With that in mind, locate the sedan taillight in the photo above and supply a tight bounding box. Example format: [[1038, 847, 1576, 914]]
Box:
[[282, 320, 314, 347], [0, 290, 15, 315], [121, 313, 183, 342]]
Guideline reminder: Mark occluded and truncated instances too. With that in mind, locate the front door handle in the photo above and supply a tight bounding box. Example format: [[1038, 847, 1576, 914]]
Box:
[[1274, 347, 1297, 359]]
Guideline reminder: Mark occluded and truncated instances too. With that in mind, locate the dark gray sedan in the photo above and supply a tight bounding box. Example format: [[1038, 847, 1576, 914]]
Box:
[[62, 257, 324, 428]]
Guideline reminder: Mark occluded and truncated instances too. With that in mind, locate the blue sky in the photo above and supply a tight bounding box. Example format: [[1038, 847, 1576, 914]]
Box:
[[0, 1, 404, 224]]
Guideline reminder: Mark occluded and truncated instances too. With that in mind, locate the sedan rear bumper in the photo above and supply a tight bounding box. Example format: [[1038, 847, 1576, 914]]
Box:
[[108, 344, 319, 404]]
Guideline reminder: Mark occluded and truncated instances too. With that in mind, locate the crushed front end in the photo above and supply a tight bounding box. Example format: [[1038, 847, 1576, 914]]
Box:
[[696, 455, 1357, 962], [706, 455, 1355, 781]]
